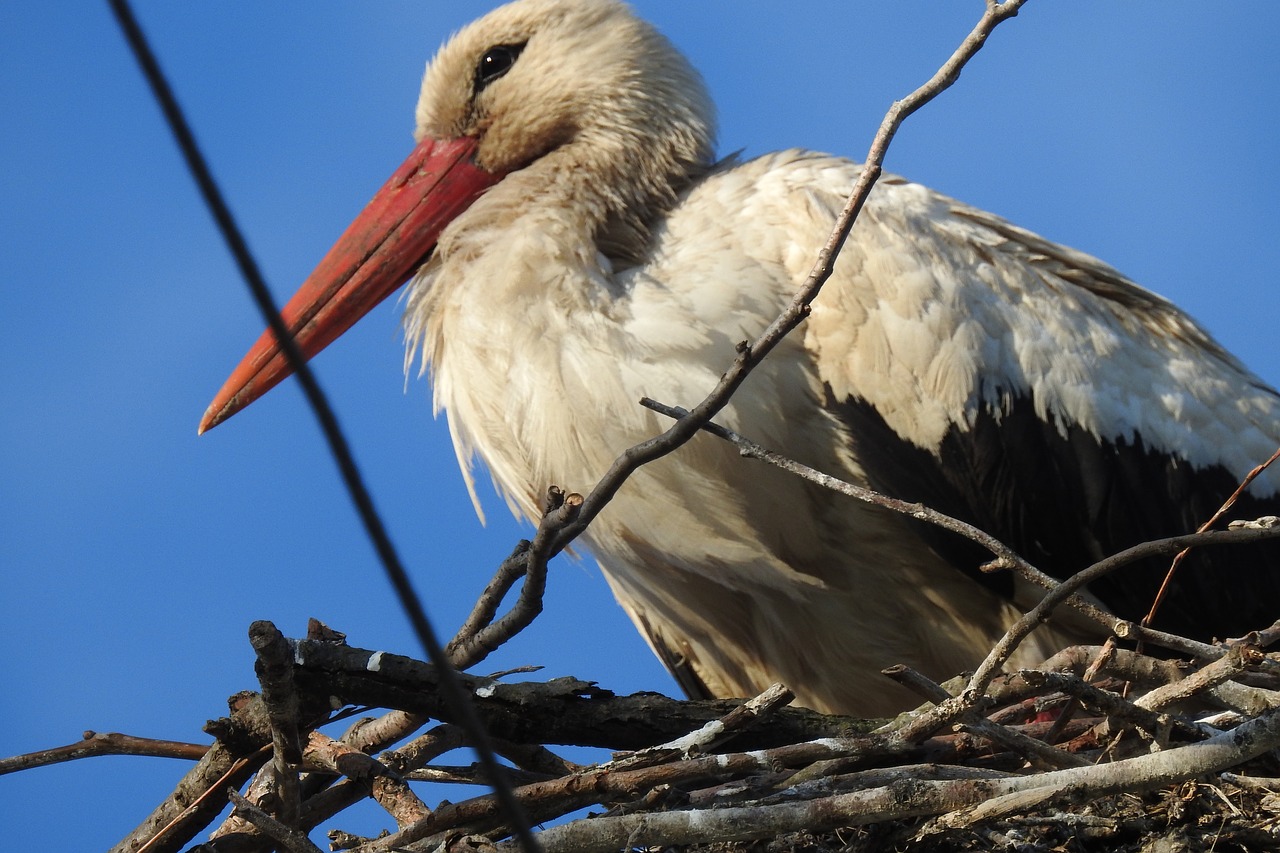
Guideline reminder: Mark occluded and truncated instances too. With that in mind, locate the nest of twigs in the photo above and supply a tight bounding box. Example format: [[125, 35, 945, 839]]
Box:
[[64, 607, 1280, 853], [13, 497, 1280, 853], [10, 490, 1280, 852]]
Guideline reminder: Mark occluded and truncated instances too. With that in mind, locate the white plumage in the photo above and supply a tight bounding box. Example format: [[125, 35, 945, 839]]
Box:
[[203, 0, 1280, 715]]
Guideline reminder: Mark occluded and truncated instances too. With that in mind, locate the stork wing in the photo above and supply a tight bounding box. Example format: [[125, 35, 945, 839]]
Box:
[[794, 159, 1280, 639]]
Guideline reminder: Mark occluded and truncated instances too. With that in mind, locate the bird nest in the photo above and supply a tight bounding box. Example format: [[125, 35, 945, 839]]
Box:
[[85, 549, 1280, 853]]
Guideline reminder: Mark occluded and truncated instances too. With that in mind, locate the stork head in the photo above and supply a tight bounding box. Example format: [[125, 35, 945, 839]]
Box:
[[417, 0, 714, 179], [199, 0, 715, 433]]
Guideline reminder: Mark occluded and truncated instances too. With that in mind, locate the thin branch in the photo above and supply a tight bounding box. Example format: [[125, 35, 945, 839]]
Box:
[[226, 788, 325, 853], [612, 683, 795, 767], [881, 666, 1087, 770], [966, 527, 1280, 695], [1134, 643, 1264, 712], [285, 725, 470, 842], [1002, 668, 1201, 742], [286, 639, 874, 751], [404, 766, 556, 788], [1035, 645, 1280, 722], [0, 731, 207, 775], [302, 731, 388, 781], [490, 738, 584, 778], [951, 718, 1090, 771], [446, 491, 579, 672], [109, 692, 274, 853], [337, 710, 431, 756], [1144, 445, 1280, 629], [131, 750, 270, 853], [641, 397, 1280, 683], [445, 542, 532, 667], [640, 398, 1041, 578]]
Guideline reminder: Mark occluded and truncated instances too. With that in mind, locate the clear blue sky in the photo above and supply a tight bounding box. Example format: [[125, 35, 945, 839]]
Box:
[[3, 3, 1278, 847]]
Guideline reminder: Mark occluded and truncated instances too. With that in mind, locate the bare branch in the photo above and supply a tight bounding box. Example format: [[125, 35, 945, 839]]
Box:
[[403, 765, 555, 788], [613, 683, 795, 767], [1144, 445, 1280, 629], [640, 398, 1042, 578], [369, 733, 924, 851], [249, 620, 305, 827], [1134, 643, 1265, 712], [445, 542, 534, 668], [287, 638, 872, 750], [282, 724, 471, 844], [226, 788, 325, 853], [445, 491, 580, 672], [641, 397, 1280, 687], [109, 695, 273, 853], [0, 731, 207, 776], [881, 666, 1086, 770]]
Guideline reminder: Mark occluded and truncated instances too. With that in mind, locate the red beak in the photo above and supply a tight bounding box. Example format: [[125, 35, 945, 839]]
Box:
[[198, 135, 501, 434]]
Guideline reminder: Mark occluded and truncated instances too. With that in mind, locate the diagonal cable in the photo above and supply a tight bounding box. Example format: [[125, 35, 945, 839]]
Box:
[[105, 2, 537, 849]]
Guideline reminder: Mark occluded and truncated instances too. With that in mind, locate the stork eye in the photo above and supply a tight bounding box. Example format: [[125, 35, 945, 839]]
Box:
[[475, 43, 525, 91]]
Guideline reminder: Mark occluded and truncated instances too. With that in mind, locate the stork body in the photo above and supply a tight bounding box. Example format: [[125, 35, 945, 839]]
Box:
[[203, 0, 1280, 715]]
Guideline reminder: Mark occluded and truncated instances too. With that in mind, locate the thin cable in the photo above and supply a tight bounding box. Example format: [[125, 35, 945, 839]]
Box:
[[106, 3, 538, 849]]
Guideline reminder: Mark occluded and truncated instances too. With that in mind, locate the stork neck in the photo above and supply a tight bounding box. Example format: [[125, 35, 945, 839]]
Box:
[[484, 125, 715, 268]]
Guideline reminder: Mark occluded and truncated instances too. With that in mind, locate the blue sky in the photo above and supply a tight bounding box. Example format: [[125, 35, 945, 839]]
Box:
[[3, 3, 1278, 848]]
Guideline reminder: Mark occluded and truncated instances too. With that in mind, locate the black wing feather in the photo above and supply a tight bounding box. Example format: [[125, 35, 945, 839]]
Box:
[[833, 391, 1280, 641]]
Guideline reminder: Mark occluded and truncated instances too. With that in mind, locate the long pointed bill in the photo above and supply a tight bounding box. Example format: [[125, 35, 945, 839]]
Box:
[[198, 135, 501, 434]]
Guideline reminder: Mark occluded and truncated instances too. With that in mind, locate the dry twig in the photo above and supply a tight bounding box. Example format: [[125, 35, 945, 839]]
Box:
[[0, 731, 208, 776], [1143, 445, 1280, 629], [225, 788, 324, 853]]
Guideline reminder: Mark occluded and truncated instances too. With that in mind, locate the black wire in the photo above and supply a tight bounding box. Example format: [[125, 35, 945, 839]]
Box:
[[106, 2, 539, 849]]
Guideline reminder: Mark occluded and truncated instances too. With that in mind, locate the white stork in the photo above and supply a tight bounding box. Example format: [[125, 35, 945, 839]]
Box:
[[200, 0, 1280, 716]]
